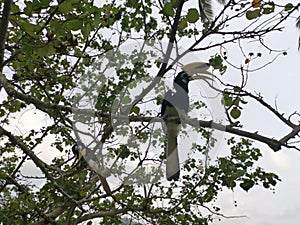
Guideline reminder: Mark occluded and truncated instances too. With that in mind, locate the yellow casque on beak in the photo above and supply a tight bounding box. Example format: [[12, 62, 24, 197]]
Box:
[[182, 62, 213, 81]]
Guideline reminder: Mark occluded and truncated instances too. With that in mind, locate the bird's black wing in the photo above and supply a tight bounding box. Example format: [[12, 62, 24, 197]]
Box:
[[161, 90, 173, 116]]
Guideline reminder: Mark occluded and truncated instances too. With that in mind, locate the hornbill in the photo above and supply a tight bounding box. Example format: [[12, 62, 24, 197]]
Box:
[[71, 142, 112, 194], [161, 62, 212, 181]]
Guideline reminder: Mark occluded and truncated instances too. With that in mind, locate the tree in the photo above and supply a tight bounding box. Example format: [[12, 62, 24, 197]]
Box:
[[0, 0, 299, 224]]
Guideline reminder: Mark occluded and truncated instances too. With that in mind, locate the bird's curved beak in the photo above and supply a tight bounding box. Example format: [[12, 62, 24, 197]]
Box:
[[182, 62, 213, 81], [189, 74, 213, 81]]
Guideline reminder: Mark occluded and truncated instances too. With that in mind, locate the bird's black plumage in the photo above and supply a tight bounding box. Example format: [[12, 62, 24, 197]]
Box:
[[71, 142, 112, 194], [161, 71, 191, 181], [71, 142, 87, 168], [161, 71, 190, 115]]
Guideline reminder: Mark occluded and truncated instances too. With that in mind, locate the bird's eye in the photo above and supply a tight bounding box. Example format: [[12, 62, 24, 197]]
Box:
[[181, 72, 188, 79], [181, 73, 189, 82]]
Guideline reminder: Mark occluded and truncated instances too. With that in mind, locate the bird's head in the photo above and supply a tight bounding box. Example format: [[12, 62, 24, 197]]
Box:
[[174, 71, 189, 85], [182, 62, 213, 81], [173, 71, 191, 93], [173, 62, 213, 92]]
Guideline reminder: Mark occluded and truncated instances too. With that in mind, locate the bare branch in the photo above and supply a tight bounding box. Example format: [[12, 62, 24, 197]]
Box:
[[125, 0, 186, 111], [279, 125, 300, 145], [225, 89, 296, 129]]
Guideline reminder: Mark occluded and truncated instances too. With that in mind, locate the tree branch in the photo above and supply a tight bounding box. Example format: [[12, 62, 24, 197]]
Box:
[[0, 0, 12, 69], [0, 126, 83, 208], [7, 177, 59, 225], [96, 112, 293, 152], [240, 90, 296, 129], [74, 208, 129, 224], [0, 69, 295, 153], [127, 0, 185, 111]]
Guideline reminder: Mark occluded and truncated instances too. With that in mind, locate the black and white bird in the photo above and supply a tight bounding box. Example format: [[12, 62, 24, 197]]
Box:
[[71, 142, 112, 194], [161, 62, 212, 181]]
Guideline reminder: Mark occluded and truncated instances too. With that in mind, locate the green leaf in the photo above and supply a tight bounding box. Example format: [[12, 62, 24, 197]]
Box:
[[121, 96, 131, 104], [246, 9, 261, 20], [130, 106, 140, 115], [125, 0, 138, 7], [186, 8, 199, 23], [178, 19, 188, 31], [284, 3, 293, 11], [82, 23, 91, 38], [11, 3, 20, 13], [171, 0, 180, 8], [119, 145, 130, 159], [209, 54, 227, 74], [245, 161, 254, 167], [233, 97, 240, 106], [65, 20, 83, 31], [51, 21, 65, 36], [162, 2, 174, 17], [59, 0, 73, 13], [210, 55, 223, 69], [230, 107, 241, 119], [24, 3, 33, 16], [240, 179, 254, 191], [262, 6, 274, 14], [223, 93, 232, 106], [40, 0, 52, 8], [19, 20, 39, 36], [228, 180, 236, 189], [79, 190, 86, 197], [263, 182, 270, 188], [35, 44, 56, 57]]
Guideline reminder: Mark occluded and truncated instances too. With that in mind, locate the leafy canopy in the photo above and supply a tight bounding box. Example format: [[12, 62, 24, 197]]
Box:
[[0, 0, 298, 224]]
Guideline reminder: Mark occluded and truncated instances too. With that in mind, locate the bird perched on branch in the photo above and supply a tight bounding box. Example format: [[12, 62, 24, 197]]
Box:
[[71, 142, 112, 194], [71, 143, 85, 168], [161, 62, 213, 181]]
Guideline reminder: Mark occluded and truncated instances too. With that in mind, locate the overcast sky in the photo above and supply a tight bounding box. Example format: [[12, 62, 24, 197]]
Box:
[[212, 1, 300, 224]]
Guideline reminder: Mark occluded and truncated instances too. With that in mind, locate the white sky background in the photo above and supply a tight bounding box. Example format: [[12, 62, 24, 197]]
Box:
[[212, 0, 300, 224]]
